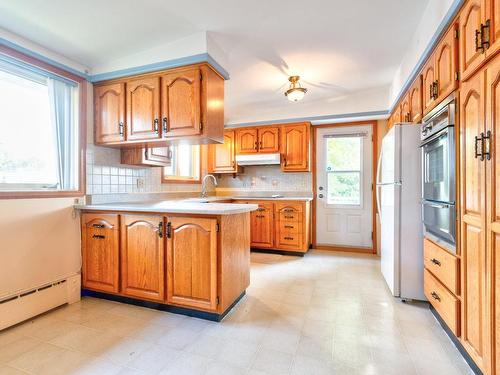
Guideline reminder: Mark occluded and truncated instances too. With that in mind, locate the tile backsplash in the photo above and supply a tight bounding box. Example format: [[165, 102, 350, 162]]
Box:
[[216, 165, 312, 192]]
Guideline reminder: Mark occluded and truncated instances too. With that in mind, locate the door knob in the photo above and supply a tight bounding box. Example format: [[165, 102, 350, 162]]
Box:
[[319, 186, 324, 191], [318, 194, 324, 198]]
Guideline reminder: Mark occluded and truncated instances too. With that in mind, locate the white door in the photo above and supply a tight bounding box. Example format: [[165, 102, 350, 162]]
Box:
[[315, 125, 373, 248]]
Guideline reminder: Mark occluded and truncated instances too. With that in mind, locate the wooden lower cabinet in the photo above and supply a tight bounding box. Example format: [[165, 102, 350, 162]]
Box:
[[250, 203, 274, 248], [81, 213, 120, 293], [423, 238, 460, 295], [165, 216, 218, 311], [120, 214, 165, 301]]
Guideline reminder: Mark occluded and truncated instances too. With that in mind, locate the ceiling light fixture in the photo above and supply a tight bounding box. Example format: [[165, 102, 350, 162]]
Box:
[[285, 75, 307, 102]]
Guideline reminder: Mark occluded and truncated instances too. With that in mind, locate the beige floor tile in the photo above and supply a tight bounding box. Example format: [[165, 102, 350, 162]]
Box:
[[67, 356, 124, 375], [155, 326, 201, 350], [251, 348, 293, 375], [0, 365, 29, 375], [99, 337, 152, 366], [186, 334, 224, 359], [126, 344, 180, 373], [0, 336, 41, 363], [215, 338, 259, 368], [158, 352, 211, 375], [205, 361, 247, 375], [260, 329, 300, 355]]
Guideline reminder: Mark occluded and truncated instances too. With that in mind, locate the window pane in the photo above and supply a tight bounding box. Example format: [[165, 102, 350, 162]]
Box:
[[0, 70, 59, 187], [327, 172, 361, 205], [163, 145, 200, 181], [326, 137, 361, 171]]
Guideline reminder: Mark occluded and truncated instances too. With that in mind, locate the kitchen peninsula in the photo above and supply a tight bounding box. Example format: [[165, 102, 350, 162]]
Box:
[[76, 200, 258, 321]]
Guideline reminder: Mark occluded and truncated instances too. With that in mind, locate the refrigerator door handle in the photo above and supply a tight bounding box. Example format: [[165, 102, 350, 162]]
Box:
[[376, 147, 383, 185], [376, 185, 382, 222], [377, 182, 402, 186]]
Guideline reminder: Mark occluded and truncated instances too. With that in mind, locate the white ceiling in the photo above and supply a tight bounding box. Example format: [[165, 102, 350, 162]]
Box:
[[0, 0, 430, 124]]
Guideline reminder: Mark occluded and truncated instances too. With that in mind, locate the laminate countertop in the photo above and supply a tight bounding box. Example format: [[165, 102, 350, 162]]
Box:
[[183, 196, 314, 202], [75, 200, 259, 215]]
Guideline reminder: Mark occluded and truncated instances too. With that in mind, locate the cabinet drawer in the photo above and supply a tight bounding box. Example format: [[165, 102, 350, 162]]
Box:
[[275, 202, 304, 213], [424, 238, 459, 295], [279, 221, 300, 234], [279, 212, 301, 222], [277, 232, 302, 248], [424, 269, 460, 336]]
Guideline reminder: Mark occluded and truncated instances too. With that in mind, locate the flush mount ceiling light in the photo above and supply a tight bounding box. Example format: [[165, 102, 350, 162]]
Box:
[[285, 75, 307, 102]]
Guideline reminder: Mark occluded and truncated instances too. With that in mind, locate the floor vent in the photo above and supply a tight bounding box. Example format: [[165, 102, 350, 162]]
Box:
[[0, 274, 80, 331]]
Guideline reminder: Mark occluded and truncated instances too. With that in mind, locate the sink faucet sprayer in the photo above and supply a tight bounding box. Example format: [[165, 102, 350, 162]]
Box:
[[201, 174, 218, 198]]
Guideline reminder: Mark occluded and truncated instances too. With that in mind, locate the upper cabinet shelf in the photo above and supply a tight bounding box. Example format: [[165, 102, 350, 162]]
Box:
[[94, 63, 224, 147]]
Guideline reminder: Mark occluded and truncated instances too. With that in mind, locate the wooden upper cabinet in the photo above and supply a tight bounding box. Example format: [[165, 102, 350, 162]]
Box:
[[460, 0, 487, 80], [120, 214, 164, 301], [281, 123, 310, 172], [459, 68, 489, 373], [435, 24, 458, 103], [409, 75, 423, 123], [400, 93, 410, 122], [121, 146, 171, 167], [392, 103, 402, 125], [166, 217, 218, 311], [486, 0, 500, 58], [250, 203, 274, 248], [94, 83, 125, 144], [487, 55, 500, 375], [208, 130, 241, 173], [236, 128, 258, 154], [81, 213, 119, 293], [258, 127, 280, 153], [126, 77, 161, 141], [422, 57, 436, 114], [161, 68, 201, 138]]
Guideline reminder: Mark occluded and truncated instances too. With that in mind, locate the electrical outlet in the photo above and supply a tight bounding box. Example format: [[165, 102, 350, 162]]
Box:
[[137, 177, 145, 188]]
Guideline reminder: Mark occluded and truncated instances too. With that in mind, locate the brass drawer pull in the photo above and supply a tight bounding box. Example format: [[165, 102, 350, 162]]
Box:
[[92, 224, 105, 228], [256, 215, 265, 218], [284, 215, 295, 219], [431, 291, 441, 302], [284, 236, 294, 240], [430, 258, 441, 266], [283, 209, 295, 213], [92, 234, 105, 239], [257, 208, 266, 212], [284, 225, 294, 229]]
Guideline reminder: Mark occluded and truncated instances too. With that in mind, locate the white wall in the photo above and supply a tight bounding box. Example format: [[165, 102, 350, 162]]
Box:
[[389, 0, 457, 106]]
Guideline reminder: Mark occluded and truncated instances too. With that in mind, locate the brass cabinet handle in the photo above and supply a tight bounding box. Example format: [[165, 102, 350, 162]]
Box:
[[475, 133, 484, 160], [431, 291, 441, 302], [158, 222, 163, 238], [475, 28, 484, 52], [254, 141, 258, 150], [154, 118, 159, 134], [430, 258, 441, 266], [166, 222, 171, 238], [92, 223, 105, 228], [432, 81, 439, 99], [284, 236, 294, 240], [284, 225, 294, 229], [284, 215, 295, 219], [256, 215, 265, 218], [92, 234, 105, 239], [483, 130, 492, 161], [119, 122, 124, 136], [283, 209, 295, 213]]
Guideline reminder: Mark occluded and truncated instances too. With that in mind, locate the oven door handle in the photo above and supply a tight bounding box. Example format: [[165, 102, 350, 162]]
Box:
[[421, 201, 450, 209], [420, 126, 450, 147]]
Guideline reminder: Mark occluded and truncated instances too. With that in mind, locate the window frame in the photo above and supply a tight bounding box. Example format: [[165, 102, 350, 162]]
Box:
[[161, 144, 202, 184], [0, 45, 87, 199], [325, 135, 364, 208]]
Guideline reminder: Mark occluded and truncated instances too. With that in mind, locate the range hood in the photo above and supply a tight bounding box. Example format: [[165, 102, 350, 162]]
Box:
[[235, 153, 281, 166]]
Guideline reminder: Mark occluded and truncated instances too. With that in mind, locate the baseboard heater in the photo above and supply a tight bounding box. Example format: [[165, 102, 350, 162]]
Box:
[[0, 274, 81, 331]]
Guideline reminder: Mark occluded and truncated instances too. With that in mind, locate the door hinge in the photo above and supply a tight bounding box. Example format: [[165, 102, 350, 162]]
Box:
[[200, 72, 203, 81], [216, 223, 220, 232], [454, 28, 459, 39], [216, 296, 220, 305], [455, 72, 459, 81], [371, 231, 374, 240], [371, 183, 373, 191], [144, 149, 148, 158], [200, 122, 203, 131]]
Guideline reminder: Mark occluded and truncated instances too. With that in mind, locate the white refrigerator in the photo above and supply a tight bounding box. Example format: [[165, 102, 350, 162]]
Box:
[[376, 123, 425, 301]]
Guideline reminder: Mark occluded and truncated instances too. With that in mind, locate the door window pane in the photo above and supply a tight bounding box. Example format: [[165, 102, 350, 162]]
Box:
[[326, 136, 363, 206]]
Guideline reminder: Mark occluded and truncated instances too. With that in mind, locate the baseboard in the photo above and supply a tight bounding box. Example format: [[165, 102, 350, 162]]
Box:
[[251, 248, 306, 257], [82, 289, 246, 322], [429, 304, 482, 375], [0, 274, 81, 331]]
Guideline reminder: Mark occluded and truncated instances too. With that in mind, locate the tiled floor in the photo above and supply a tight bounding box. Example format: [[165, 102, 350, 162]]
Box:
[[0, 251, 473, 375]]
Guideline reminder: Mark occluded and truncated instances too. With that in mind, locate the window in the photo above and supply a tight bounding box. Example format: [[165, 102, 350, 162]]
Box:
[[0, 54, 80, 193], [162, 145, 201, 183], [326, 135, 363, 206]]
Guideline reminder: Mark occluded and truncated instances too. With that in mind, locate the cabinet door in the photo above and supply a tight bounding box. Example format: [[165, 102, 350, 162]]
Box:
[[460, 70, 489, 373], [126, 77, 161, 141], [81, 213, 119, 293], [236, 128, 258, 154], [145, 147, 171, 166], [166, 217, 217, 311], [422, 58, 436, 114], [94, 83, 125, 144], [486, 55, 500, 375], [250, 202, 274, 248], [121, 215, 164, 301], [409, 76, 423, 123], [161, 68, 201, 138], [275, 203, 304, 250], [460, 0, 487, 80], [393, 103, 402, 125], [486, 0, 500, 58], [258, 127, 280, 153], [281, 123, 310, 171], [209, 130, 237, 172], [400, 94, 410, 122], [435, 25, 458, 102]]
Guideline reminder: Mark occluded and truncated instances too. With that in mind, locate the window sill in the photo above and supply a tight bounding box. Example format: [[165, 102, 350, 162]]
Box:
[[0, 189, 85, 200]]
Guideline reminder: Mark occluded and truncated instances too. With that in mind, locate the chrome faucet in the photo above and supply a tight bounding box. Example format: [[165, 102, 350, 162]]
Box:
[[201, 174, 218, 198]]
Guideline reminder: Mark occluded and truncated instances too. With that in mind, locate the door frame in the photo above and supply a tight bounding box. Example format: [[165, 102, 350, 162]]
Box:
[[312, 120, 378, 254]]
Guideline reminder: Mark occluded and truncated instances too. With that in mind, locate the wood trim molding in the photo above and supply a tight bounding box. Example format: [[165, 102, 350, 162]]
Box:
[[0, 45, 87, 199], [312, 120, 378, 254]]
